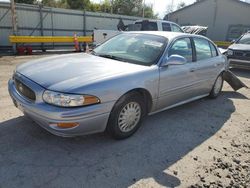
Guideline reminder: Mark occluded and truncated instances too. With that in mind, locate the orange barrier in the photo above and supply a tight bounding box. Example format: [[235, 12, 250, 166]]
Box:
[[73, 33, 80, 52]]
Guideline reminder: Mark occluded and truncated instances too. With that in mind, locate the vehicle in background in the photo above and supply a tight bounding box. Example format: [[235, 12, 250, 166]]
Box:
[[182, 25, 208, 36], [9, 31, 247, 139], [93, 19, 184, 44], [133, 20, 184, 32], [226, 31, 250, 69]]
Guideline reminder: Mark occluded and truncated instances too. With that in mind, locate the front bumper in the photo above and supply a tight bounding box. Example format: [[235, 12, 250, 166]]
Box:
[[229, 58, 250, 70], [8, 76, 114, 137]]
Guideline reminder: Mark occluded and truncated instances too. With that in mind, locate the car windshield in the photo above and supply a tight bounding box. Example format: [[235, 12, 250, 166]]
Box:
[[237, 34, 250, 44], [92, 33, 167, 66]]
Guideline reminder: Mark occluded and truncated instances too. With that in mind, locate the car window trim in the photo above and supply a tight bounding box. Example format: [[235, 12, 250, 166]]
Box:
[[166, 36, 195, 63], [193, 37, 213, 61], [171, 23, 184, 33], [209, 42, 218, 57], [190, 37, 196, 62]]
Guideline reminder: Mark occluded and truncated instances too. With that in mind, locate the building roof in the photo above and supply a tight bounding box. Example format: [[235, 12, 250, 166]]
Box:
[[164, 0, 250, 19]]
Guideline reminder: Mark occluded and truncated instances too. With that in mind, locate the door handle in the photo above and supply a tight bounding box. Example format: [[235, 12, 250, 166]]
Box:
[[190, 68, 196, 72]]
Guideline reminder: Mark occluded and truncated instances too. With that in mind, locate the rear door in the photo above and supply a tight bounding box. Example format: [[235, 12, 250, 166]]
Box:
[[191, 37, 225, 95]]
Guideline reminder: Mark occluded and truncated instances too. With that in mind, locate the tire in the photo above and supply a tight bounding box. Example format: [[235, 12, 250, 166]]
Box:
[[209, 74, 224, 98], [106, 92, 146, 139]]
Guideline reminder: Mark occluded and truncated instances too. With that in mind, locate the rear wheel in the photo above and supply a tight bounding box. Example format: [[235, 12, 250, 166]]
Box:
[[209, 74, 224, 98], [106, 92, 145, 139]]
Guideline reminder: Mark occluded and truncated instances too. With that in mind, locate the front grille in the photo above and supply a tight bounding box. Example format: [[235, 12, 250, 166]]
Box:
[[230, 60, 250, 67], [233, 50, 250, 60], [14, 78, 36, 101], [234, 51, 244, 56]]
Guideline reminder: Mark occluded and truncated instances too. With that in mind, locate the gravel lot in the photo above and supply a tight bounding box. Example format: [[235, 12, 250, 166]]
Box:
[[0, 54, 249, 188]]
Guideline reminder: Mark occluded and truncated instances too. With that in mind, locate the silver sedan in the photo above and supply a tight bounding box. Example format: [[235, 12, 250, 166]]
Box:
[[8, 32, 239, 139]]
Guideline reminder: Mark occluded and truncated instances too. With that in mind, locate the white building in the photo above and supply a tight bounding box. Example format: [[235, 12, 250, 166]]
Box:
[[165, 0, 250, 41]]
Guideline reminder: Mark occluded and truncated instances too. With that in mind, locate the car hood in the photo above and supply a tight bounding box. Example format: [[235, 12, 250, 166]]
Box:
[[229, 43, 250, 51], [17, 53, 148, 91]]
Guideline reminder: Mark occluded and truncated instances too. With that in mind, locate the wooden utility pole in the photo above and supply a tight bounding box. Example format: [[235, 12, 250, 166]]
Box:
[[171, 0, 174, 12], [110, 0, 113, 14], [10, 0, 17, 35], [10, 0, 17, 53], [142, 0, 145, 17]]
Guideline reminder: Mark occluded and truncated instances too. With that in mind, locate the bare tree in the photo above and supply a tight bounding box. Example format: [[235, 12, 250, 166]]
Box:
[[177, 1, 186, 10]]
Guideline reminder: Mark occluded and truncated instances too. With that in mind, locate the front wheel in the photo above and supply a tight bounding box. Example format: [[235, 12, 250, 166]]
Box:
[[106, 92, 145, 139], [209, 74, 224, 98]]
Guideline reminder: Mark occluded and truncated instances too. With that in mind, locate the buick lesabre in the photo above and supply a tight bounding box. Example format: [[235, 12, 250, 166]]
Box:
[[9, 32, 243, 139]]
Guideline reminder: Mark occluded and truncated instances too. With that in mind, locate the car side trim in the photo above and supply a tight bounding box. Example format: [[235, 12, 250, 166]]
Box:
[[149, 94, 209, 115]]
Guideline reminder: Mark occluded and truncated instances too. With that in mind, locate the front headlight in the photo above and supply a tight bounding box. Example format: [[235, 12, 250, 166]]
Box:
[[42, 90, 100, 107], [227, 49, 233, 56]]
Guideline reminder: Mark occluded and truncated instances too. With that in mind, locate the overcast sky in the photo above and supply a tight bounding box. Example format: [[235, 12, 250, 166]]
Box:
[[145, 0, 196, 18]]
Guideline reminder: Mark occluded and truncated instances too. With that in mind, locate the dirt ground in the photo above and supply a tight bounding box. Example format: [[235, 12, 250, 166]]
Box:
[[0, 54, 249, 188]]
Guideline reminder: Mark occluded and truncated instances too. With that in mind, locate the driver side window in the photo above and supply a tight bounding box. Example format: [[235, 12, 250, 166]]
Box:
[[168, 38, 193, 62]]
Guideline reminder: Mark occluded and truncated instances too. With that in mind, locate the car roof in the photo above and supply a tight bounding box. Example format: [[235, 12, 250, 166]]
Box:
[[126, 31, 204, 41], [135, 19, 178, 25], [243, 32, 250, 36]]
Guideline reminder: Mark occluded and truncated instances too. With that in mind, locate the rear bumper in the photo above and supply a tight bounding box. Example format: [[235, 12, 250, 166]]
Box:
[[8, 78, 114, 137], [229, 59, 250, 70]]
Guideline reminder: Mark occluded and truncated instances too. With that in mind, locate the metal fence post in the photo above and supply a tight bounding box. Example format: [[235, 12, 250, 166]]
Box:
[[39, 4, 45, 51], [83, 9, 86, 36], [51, 8, 54, 49]]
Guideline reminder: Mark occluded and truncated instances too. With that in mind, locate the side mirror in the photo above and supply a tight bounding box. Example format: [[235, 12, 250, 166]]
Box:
[[161, 55, 187, 67], [231, 39, 236, 44]]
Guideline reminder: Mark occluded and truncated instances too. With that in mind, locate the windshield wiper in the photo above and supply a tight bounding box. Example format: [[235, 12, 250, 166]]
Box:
[[96, 53, 128, 62]]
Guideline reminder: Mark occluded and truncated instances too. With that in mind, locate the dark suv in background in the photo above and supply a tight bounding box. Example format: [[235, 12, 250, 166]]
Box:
[[226, 32, 250, 69]]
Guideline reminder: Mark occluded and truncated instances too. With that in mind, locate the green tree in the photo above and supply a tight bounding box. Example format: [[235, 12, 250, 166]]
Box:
[[42, 0, 67, 8], [111, 0, 156, 18], [15, 0, 35, 4], [66, 0, 91, 10], [144, 4, 158, 18], [113, 0, 142, 16], [15, 0, 157, 18], [88, 3, 101, 12]]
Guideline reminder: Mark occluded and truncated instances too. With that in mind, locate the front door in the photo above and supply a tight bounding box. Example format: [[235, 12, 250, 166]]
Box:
[[157, 37, 197, 110]]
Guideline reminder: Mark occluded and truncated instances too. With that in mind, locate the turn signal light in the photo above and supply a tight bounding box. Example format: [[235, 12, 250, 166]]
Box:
[[57, 122, 79, 128], [50, 122, 79, 129]]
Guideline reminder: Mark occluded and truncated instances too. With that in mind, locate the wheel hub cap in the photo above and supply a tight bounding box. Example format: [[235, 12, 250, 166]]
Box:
[[118, 102, 141, 133]]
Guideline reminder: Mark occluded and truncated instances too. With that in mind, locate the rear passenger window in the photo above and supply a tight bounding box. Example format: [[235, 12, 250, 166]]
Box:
[[210, 43, 218, 57], [168, 38, 193, 62], [162, 23, 171, 31], [194, 38, 212, 61]]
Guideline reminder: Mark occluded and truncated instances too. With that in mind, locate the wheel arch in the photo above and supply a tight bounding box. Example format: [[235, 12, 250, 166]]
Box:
[[112, 88, 153, 114]]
